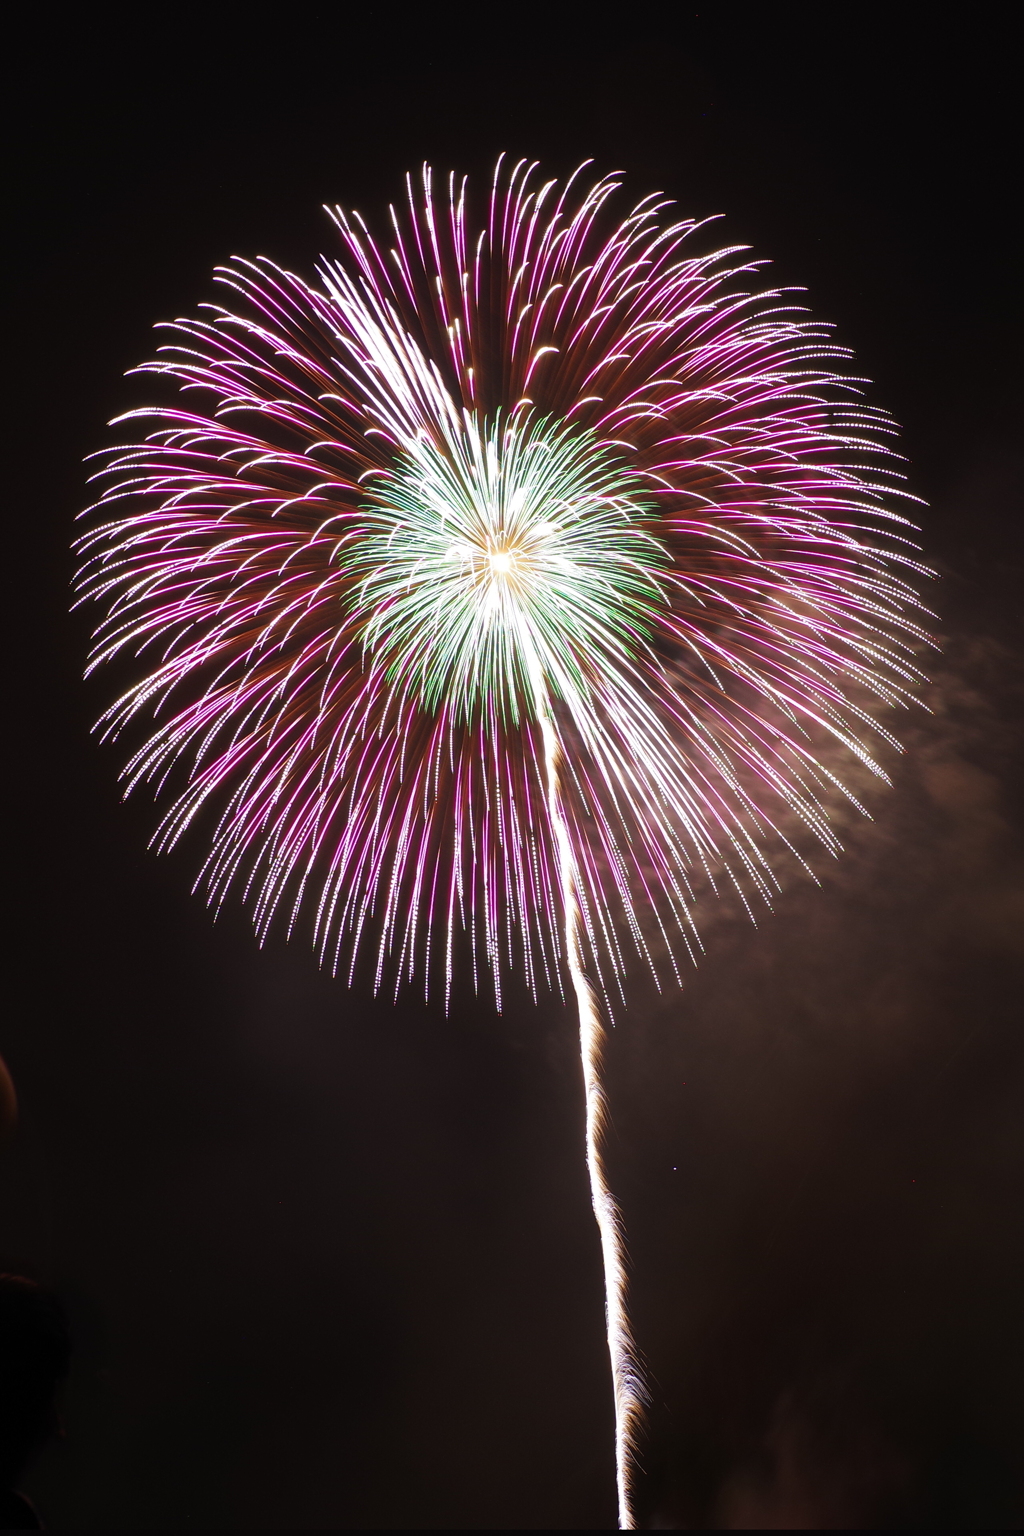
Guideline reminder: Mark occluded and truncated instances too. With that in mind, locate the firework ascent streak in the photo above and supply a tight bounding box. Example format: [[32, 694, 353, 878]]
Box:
[[76, 158, 929, 1528]]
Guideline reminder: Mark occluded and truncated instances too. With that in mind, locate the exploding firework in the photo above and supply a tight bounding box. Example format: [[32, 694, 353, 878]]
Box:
[[76, 158, 929, 1528]]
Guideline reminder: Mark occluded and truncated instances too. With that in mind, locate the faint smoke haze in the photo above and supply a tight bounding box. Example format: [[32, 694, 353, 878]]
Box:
[[621, 632, 1023, 1527]]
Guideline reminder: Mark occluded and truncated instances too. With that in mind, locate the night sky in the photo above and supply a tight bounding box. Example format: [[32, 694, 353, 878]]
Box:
[[5, 10, 1022, 1529]]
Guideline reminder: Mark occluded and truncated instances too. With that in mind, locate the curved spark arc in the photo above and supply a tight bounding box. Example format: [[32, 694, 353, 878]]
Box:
[[75, 158, 932, 1528]]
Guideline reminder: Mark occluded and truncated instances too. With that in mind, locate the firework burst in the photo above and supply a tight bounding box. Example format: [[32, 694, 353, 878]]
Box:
[[76, 158, 929, 1527]]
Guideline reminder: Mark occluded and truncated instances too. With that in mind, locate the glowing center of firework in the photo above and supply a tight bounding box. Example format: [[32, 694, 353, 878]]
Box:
[[450, 533, 550, 589], [352, 416, 667, 722]]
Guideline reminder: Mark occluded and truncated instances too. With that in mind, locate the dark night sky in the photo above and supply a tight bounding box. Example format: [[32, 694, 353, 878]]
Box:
[[4, 8, 1022, 1529]]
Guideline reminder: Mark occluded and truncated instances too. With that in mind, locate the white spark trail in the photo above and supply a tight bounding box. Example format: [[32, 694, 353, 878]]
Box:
[[533, 670, 644, 1531]]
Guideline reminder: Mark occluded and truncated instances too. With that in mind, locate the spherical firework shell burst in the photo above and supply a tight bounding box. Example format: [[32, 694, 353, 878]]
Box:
[[76, 158, 930, 1010]]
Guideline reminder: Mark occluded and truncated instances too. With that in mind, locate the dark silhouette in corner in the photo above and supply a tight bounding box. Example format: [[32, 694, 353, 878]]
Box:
[[0, 1277, 70, 1531]]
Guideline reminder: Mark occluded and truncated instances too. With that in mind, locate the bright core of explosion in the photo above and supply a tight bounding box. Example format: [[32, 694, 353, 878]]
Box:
[[351, 414, 669, 724]]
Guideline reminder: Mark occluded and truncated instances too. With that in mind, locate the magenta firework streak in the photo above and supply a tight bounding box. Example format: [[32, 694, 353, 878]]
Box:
[[76, 159, 928, 1526]]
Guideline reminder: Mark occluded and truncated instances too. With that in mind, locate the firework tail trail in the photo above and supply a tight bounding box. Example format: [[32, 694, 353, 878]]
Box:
[[531, 665, 643, 1530]]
